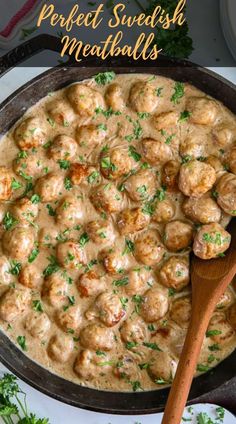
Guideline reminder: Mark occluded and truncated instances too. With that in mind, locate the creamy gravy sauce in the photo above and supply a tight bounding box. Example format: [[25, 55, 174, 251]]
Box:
[[0, 73, 235, 392]]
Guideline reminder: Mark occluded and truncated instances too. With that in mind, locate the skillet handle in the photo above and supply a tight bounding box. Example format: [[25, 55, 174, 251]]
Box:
[[0, 34, 62, 76]]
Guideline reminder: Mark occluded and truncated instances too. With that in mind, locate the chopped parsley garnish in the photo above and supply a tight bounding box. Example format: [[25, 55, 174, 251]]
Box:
[[11, 178, 22, 190], [58, 160, 70, 170], [197, 364, 211, 372], [137, 112, 150, 120], [120, 297, 129, 310], [97, 123, 107, 131], [28, 247, 39, 263], [143, 342, 162, 351], [47, 117, 55, 127], [3, 212, 18, 231], [94, 71, 116, 85], [132, 294, 144, 314], [87, 171, 100, 184], [18, 150, 28, 159], [154, 187, 166, 202], [208, 343, 220, 351], [96, 350, 106, 357], [168, 288, 176, 297], [9, 260, 21, 276], [179, 110, 192, 122], [128, 145, 141, 162], [32, 300, 43, 312], [95, 106, 121, 118], [171, 82, 185, 104], [181, 155, 192, 164], [79, 232, 89, 247], [126, 341, 138, 349], [46, 204, 56, 216], [156, 87, 163, 97], [17, 335, 27, 351], [113, 277, 129, 287], [43, 255, 60, 277], [206, 329, 222, 337], [31, 194, 41, 204], [131, 380, 142, 392], [122, 238, 134, 255], [64, 177, 73, 190]]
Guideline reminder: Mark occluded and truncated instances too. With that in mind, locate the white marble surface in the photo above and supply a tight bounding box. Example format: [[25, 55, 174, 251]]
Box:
[[0, 66, 235, 423]]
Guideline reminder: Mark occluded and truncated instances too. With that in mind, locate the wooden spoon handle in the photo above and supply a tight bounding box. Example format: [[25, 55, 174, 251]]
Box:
[[161, 304, 213, 424]]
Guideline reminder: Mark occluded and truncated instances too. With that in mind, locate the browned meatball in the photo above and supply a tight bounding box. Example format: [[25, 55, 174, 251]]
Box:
[[141, 288, 169, 322], [120, 317, 149, 344], [74, 349, 112, 379], [35, 173, 64, 203], [13, 153, 47, 180], [182, 196, 221, 224], [125, 169, 156, 202], [216, 288, 234, 311], [152, 198, 176, 223], [227, 147, 236, 174], [25, 311, 51, 338], [162, 160, 180, 191], [80, 324, 115, 351], [125, 267, 153, 296], [86, 292, 125, 327], [48, 334, 74, 362], [180, 134, 207, 159], [3, 227, 35, 261], [56, 305, 81, 333], [205, 156, 225, 180], [86, 220, 115, 244], [216, 173, 236, 216], [90, 183, 123, 214], [46, 99, 74, 126], [56, 240, 87, 270], [178, 160, 216, 198], [186, 97, 219, 126], [0, 288, 30, 322], [67, 84, 105, 117], [69, 163, 99, 186], [105, 83, 125, 112], [207, 313, 234, 345], [134, 229, 165, 266], [0, 167, 13, 201], [14, 117, 46, 150], [227, 303, 236, 330], [212, 124, 236, 149], [100, 147, 134, 180], [0, 256, 11, 285], [164, 220, 193, 252], [149, 351, 177, 382], [129, 81, 159, 113], [76, 124, 106, 150], [117, 207, 150, 235], [18, 264, 42, 289], [142, 138, 172, 166], [100, 247, 129, 275], [48, 135, 77, 162], [11, 197, 39, 223], [153, 111, 179, 131], [77, 270, 107, 297], [55, 196, 83, 228], [193, 223, 231, 260], [42, 273, 68, 307], [170, 296, 191, 327], [159, 256, 190, 291]]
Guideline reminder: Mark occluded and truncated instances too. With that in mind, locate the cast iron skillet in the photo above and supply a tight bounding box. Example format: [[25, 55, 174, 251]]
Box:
[[0, 35, 235, 415]]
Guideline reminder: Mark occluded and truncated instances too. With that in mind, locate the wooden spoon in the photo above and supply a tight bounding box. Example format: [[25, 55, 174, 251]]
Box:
[[162, 219, 236, 424]]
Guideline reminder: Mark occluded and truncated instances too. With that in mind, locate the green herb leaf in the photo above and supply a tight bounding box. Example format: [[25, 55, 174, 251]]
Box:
[[43, 255, 59, 277], [206, 329, 222, 337], [143, 342, 162, 351], [58, 160, 70, 170], [28, 247, 39, 263], [46, 204, 56, 216], [94, 71, 116, 85], [128, 145, 141, 162], [17, 336, 27, 351], [179, 110, 192, 122], [3, 212, 18, 231], [64, 177, 72, 190], [31, 194, 41, 204], [171, 82, 185, 104], [9, 260, 21, 276], [11, 178, 22, 190], [113, 277, 129, 287], [32, 300, 43, 313], [79, 232, 89, 247]]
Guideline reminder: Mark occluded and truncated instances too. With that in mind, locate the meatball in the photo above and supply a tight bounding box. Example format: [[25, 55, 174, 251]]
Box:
[[182, 196, 221, 224], [69, 163, 99, 186], [117, 207, 150, 235], [140, 288, 169, 322], [86, 292, 125, 327], [35, 173, 64, 203], [120, 317, 149, 344], [42, 273, 68, 307], [164, 220, 193, 252], [48, 135, 77, 162], [228, 304, 236, 330], [162, 160, 180, 191], [159, 256, 190, 291], [76, 124, 106, 151], [178, 160, 216, 198], [77, 270, 107, 297], [105, 83, 125, 112], [129, 81, 159, 113], [149, 351, 177, 383], [25, 311, 51, 338], [125, 267, 153, 296], [13, 153, 46, 180], [3, 227, 35, 261], [74, 349, 111, 379], [100, 147, 134, 180], [113, 355, 141, 382], [228, 147, 236, 174], [48, 334, 74, 362], [46, 99, 74, 126], [0, 167, 13, 201], [14, 117, 46, 150], [18, 264, 42, 289], [170, 296, 191, 327], [205, 156, 225, 180], [180, 139, 206, 160], [56, 240, 87, 270], [152, 198, 176, 223], [0, 288, 30, 322], [212, 124, 236, 149], [0, 256, 11, 285], [67, 83, 105, 117], [125, 169, 156, 202], [207, 313, 234, 344], [153, 111, 179, 131], [100, 247, 129, 274], [39, 227, 59, 248], [134, 229, 165, 266], [80, 324, 114, 351], [55, 196, 83, 228], [90, 183, 123, 214], [86, 220, 115, 244], [216, 173, 236, 216], [186, 97, 219, 126], [142, 138, 172, 166], [11, 197, 39, 223], [193, 223, 231, 260], [216, 288, 234, 311], [56, 305, 81, 333]]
